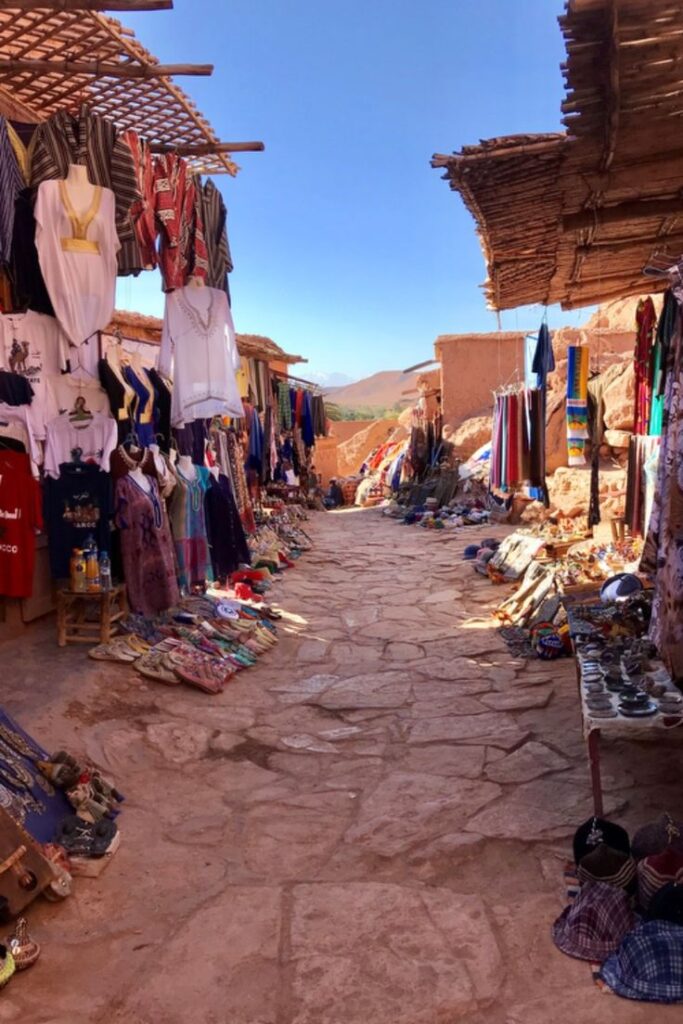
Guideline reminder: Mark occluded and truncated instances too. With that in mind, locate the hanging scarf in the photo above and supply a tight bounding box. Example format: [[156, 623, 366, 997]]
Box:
[[567, 344, 589, 465], [634, 296, 657, 435]]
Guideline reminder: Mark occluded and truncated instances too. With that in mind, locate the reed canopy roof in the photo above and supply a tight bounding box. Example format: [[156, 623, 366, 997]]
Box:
[[0, 3, 242, 175], [432, 0, 683, 311]]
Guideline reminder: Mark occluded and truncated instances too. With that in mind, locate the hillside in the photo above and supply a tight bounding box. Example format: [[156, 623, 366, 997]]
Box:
[[325, 370, 418, 410]]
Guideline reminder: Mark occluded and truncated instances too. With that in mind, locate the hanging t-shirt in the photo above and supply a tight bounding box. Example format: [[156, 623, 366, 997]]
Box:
[[0, 451, 43, 597], [45, 374, 110, 422], [0, 311, 70, 439], [44, 463, 113, 579], [34, 179, 120, 346], [159, 286, 243, 428], [0, 403, 42, 473], [44, 411, 117, 478]]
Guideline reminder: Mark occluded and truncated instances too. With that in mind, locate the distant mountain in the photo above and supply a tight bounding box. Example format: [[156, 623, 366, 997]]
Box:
[[325, 370, 419, 410], [307, 370, 356, 388]]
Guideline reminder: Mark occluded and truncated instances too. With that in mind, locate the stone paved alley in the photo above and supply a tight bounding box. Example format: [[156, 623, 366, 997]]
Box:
[[2, 508, 682, 1024]]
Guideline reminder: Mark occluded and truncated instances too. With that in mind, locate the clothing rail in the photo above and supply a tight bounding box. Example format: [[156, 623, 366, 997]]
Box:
[[271, 370, 322, 393]]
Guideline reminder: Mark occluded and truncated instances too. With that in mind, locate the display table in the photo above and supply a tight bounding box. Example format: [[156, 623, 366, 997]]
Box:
[[56, 586, 127, 647], [567, 603, 683, 815]]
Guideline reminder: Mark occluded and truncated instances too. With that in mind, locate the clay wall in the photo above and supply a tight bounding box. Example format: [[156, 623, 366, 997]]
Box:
[[436, 333, 526, 428], [312, 436, 339, 487]]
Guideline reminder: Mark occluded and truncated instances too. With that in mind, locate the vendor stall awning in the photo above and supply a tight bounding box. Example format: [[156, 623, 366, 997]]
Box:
[[432, 0, 683, 311], [0, 4, 260, 176]]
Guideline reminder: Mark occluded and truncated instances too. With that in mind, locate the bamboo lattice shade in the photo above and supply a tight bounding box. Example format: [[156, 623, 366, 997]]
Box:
[[0, 6, 239, 175], [433, 0, 683, 311]]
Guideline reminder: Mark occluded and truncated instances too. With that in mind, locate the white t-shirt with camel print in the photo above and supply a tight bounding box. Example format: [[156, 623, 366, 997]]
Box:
[[0, 311, 70, 440]]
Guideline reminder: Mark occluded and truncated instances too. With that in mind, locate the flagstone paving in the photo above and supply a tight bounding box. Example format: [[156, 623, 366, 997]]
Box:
[[2, 507, 682, 1023]]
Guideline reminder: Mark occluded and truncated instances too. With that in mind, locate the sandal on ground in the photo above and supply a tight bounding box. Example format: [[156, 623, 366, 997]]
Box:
[[88, 639, 137, 663], [167, 652, 231, 694], [136, 652, 181, 686]]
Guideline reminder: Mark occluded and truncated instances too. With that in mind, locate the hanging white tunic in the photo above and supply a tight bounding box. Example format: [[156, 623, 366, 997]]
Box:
[[159, 285, 244, 427], [35, 179, 120, 347]]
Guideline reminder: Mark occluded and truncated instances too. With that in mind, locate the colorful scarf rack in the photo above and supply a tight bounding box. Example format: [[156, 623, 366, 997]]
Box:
[[566, 345, 589, 465], [490, 388, 545, 492]]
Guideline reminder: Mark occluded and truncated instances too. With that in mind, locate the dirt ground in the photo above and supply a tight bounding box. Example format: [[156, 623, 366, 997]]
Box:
[[2, 507, 682, 1024]]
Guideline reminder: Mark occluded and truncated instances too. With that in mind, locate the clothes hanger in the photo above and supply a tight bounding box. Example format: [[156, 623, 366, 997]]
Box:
[[123, 429, 141, 451], [68, 391, 93, 424], [68, 446, 86, 472]]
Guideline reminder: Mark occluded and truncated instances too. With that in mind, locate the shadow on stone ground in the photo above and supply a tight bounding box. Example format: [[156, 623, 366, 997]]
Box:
[[1, 507, 681, 1023]]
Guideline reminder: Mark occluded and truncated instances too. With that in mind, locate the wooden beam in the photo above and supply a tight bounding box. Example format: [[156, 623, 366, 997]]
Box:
[[0, 1, 173, 8], [431, 136, 567, 168], [577, 233, 683, 254], [562, 279, 664, 310], [563, 197, 683, 232], [601, 0, 620, 172], [0, 58, 212, 78], [151, 140, 265, 155]]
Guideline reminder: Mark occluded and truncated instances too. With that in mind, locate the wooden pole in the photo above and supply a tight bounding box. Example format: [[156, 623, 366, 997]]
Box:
[[563, 197, 683, 232], [151, 140, 264, 156], [0, 0, 173, 8], [0, 58, 212, 78]]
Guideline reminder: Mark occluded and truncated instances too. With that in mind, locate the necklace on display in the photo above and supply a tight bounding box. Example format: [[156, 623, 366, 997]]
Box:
[[0, 722, 43, 765], [118, 445, 148, 472], [0, 725, 54, 797]]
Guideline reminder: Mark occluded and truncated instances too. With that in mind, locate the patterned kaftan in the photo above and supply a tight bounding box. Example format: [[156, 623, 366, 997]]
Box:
[[115, 474, 179, 616]]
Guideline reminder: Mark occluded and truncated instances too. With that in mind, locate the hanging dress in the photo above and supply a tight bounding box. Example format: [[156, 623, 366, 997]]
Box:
[[634, 297, 657, 435], [115, 474, 179, 616], [159, 285, 243, 427], [204, 472, 251, 579], [34, 179, 119, 346], [168, 465, 213, 589], [640, 301, 683, 679]]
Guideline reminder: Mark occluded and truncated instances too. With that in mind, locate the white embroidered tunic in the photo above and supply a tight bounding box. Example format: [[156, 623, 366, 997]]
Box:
[[35, 179, 120, 347], [159, 285, 244, 427]]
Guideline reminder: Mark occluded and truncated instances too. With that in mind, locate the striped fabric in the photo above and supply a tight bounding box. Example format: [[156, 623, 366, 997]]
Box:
[[198, 178, 233, 293], [0, 118, 24, 267], [566, 344, 590, 465], [123, 129, 157, 271], [154, 155, 207, 291], [29, 105, 140, 252], [638, 849, 683, 910], [577, 843, 637, 891]]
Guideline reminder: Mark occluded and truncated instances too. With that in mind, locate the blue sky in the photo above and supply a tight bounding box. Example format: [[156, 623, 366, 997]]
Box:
[[119, 0, 590, 381]]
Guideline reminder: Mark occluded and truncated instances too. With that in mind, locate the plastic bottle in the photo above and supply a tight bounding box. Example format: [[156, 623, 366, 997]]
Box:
[[85, 550, 100, 592], [72, 551, 86, 593], [69, 548, 80, 588], [99, 551, 112, 592]]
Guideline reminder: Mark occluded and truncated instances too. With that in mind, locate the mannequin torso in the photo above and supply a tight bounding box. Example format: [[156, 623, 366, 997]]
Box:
[[178, 455, 197, 481], [64, 164, 97, 219], [149, 443, 167, 478], [129, 466, 151, 494]]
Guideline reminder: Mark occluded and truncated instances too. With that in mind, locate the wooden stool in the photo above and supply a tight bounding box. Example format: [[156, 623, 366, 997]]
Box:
[[56, 586, 127, 647]]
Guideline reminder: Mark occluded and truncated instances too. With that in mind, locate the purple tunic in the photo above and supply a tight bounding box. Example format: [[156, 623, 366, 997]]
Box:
[[115, 474, 179, 615]]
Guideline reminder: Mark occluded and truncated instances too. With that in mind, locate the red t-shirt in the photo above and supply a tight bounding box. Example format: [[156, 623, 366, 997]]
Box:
[[0, 451, 43, 598]]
